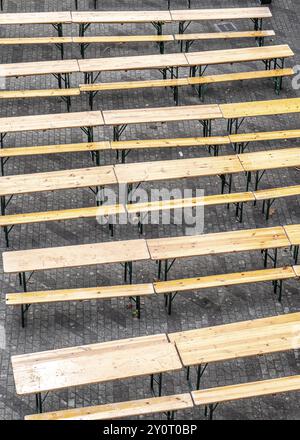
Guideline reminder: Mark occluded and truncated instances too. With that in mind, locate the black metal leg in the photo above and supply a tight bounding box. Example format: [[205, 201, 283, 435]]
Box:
[[35, 393, 43, 414]]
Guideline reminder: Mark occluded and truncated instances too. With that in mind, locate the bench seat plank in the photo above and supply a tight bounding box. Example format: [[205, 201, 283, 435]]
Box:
[[0, 12, 72, 25], [6, 283, 154, 306], [0, 166, 116, 197], [238, 147, 300, 172], [175, 30, 275, 41], [0, 141, 111, 158], [192, 376, 300, 407], [11, 333, 182, 395], [0, 88, 80, 99], [72, 11, 172, 24], [221, 97, 300, 119], [154, 266, 295, 295], [25, 393, 193, 420], [170, 7, 272, 22], [3, 239, 150, 274], [147, 226, 288, 261], [0, 37, 73, 45], [229, 129, 300, 144], [284, 224, 300, 246], [188, 69, 294, 85], [74, 35, 174, 43], [80, 78, 189, 92], [0, 59, 80, 78], [254, 185, 300, 201], [111, 136, 230, 150]]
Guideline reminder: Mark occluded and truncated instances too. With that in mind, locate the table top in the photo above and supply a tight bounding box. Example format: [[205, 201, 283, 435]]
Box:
[[3, 239, 150, 274], [0, 12, 72, 25], [71, 10, 172, 24], [78, 53, 189, 73], [0, 59, 80, 78], [103, 104, 222, 126], [11, 333, 182, 395], [238, 147, 300, 172], [284, 224, 300, 246], [147, 226, 289, 261], [186, 45, 293, 67], [169, 312, 300, 366], [114, 155, 243, 184], [0, 111, 104, 134], [170, 7, 272, 22], [220, 98, 300, 119]]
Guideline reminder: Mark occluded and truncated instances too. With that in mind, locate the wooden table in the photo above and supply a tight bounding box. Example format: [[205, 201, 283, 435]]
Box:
[[169, 312, 300, 389], [103, 104, 223, 141], [147, 226, 289, 280], [221, 98, 300, 134], [238, 147, 300, 191], [0, 111, 104, 149], [3, 239, 150, 289], [11, 333, 182, 413]]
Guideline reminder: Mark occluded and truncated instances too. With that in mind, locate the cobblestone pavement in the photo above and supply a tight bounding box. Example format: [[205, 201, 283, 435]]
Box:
[[0, 0, 299, 420]]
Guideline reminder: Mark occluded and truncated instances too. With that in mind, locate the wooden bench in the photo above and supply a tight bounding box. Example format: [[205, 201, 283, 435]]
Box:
[[25, 393, 193, 420], [0, 37, 74, 59], [81, 68, 294, 108], [176, 30, 275, 52], [0, 88, 80, 111], [154, 266, 297, 314], [230, 128, 300, 153], [11, 333, 182, 413], [6, 282, 154, 327], [192, 375, 300, 420], [169, 312, 300, 389], [284, 225, 300, 265], [254, 185, 300, 220]]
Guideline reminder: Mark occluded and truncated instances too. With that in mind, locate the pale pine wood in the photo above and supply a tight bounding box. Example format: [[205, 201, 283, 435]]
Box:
[[0, 59, 80, 78], [80, 78, 189, 92], [170, 7, 272, 22], [0, 205, 125, 227], [230, 129, 300, 144], [114, 155, 243, 184], [192, 376, 300, 406], [238, 148, 300, 172], [111, 135, 230, 150], [0, 111, 104, 134], [175, 30, 275, 41], [154, 266, 295, 295], [6, 283, 154, 306], [186, 45, 293, 68], [25, 393, 193, 420], [221, 98, 300, 119], [293, 266, 300, 277], [188, 69, 294, 86], [72, 11, 172, 24], [0, 37, 73, 45], [0, 141, 111, 158], [0, 88, 80, 99], [11, 334, 182, 395], [127, 192, 255, 215], [74, 35, 174, 43], [78, 53, 189, 73], [147, 226, 288, 261], [0, 12, 72, 25], [254, 185, 300, 201], [3, 239, 150, 274], [103, 104, 222, 126], [284, 224, 300, 246], [0, 166, 116, 197]]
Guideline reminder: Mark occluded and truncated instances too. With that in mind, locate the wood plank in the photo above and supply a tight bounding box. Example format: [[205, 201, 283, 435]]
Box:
[[220, 98, 300, 119], [293, 265, 300, 277], [127, 192, 255, 215], [78, 53, 189, 73], [230, 129, 300, 144], [186, 45, 293, 67], [0, 12, 72, 25], [111, 136, 230, 150], [0, 88, 80, 99], [170, 7, 272, 22], [0, 141, 111, 158], [25, 393, 193, 420], [192, 376, 300, 406], [11, 334, 182, 395], [147, 226, 288, 261], [0, 166, 116, 197], [0, 205, 125, 227], [80, 78, 189, 92], [254, 185, 300, 201], [3, 239, 150, 273], [0, 37, 73, 45], [103, 104, 222, 126], [71, 11, 172, 24], [154, 266, 295, 294], [175, 30, 275, 41], [284, 224, 300, 246], [0, 60, 80, 78], [238, 148, 300, 172], [74, 35, 174, 43], [6, 283, 154, 306], [114, 155, 243, 185], [0, 111, 104, 134]]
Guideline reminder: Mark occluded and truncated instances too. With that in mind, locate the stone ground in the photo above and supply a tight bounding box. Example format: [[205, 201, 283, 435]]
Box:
[[0, 0, 299, 421]]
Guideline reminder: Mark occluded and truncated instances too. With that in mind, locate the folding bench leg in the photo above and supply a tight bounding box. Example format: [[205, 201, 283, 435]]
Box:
[[262, 248, 278, 268], [293, 245, 299, 264], [274, 279, 284, 303], [35, 393, 43, 414], [205, 403, 219, 420], [150, 373, 163, 397]]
